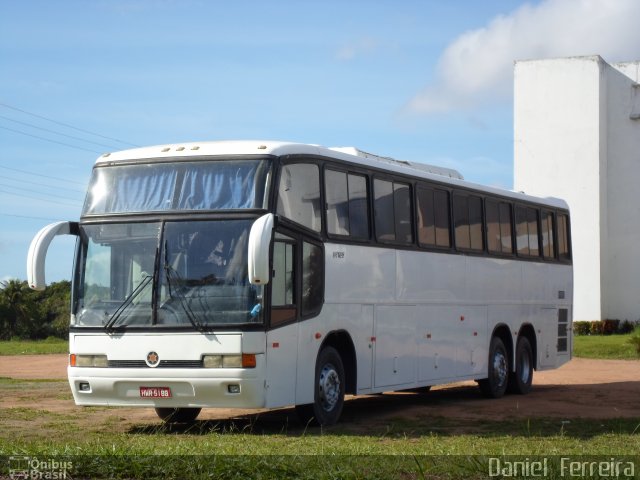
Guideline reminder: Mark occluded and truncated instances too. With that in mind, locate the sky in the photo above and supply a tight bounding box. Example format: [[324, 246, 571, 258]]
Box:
[[1, 0, 639, 284]]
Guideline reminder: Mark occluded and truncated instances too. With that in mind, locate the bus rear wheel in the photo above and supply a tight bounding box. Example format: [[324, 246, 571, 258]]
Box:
[[155, 407, 201, 423], [507, 336, 533, 395], [296, 346, 345, 426], [478, 336, 509, 398]]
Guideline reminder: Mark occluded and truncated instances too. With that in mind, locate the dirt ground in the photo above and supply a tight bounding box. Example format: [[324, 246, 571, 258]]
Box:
[[0, 354, 638, 427]]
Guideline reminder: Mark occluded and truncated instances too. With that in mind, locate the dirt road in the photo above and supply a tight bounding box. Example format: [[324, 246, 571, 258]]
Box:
[[0, 355, 638, 427]]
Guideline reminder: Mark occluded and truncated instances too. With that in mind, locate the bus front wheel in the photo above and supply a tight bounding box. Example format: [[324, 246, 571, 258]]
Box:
[[296, 346, 345, 426], [155, 407, 201, 423], [478, 336, 509, 398]]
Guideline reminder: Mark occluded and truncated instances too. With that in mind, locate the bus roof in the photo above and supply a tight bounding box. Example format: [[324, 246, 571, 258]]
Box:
[[95, 140, 568, 210]]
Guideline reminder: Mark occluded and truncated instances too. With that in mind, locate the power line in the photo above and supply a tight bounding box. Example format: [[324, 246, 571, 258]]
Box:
[[0, 125, 103, 154], [0, 182, 82, 202], [0, 212, 66, 222], [0, 188, 81, 208], [0, 114, 122, 151], [0, 165, 85, 186], [1, 174, 85, 193], [0, 101, 139, 148]]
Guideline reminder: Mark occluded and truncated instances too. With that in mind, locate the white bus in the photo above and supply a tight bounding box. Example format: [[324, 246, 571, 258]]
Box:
[[27, 141, 572, 425]]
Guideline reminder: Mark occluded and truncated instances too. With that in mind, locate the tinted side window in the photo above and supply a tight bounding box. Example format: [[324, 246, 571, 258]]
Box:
[[516, 206, 540, 257], [374, 179, 413, 244], [417, 186, 450, 248], [301, 242, 323, 316], [325, 170, 349, 235], [469, 196, 483, 250], [348, 174, 369, 238], [453, 193, 483, 251], [325, 169, 369, 238], [394, 183, 413, 244], [486, 200, 513, 254], [374, 179, 395, 242], [557, 213, 571, 261], [277, 163, 321, 232], [541, 211, 555, 259]]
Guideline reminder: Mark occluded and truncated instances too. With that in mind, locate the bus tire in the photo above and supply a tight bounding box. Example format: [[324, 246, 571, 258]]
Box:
[[155, 407, 201, 423], [507, 336, 533, 395], [296, 346, 345, 426], [478, 336, 509, 398]]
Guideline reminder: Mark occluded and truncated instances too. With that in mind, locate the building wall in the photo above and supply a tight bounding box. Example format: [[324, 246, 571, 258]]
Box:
[[514, 56, 605, 321], [514, 56, 640, 322], [602, 62, 640, 320]]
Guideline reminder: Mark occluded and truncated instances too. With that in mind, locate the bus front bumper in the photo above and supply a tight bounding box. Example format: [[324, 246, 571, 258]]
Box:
[[68, 366, 266, 408]]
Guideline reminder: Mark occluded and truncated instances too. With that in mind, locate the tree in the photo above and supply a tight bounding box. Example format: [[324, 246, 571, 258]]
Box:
[[0, 279, 38, 340], [0, 279, 71, 340]]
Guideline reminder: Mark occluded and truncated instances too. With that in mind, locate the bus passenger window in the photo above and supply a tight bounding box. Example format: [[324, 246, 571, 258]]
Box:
[[325, 170, 370, 239], [347, 174, 369, 238], [541, 211, 555, 259], [277, 163, 321, 232], [417, 187, 450, 248], [557, 214, 571, 261], [325, 170, 350, 235], [374, 179, 395, 242], [374, 179, 413, 244], [486, 200, 513, 254], [454, 193, 483, 251], [516, 206, 540, 257]]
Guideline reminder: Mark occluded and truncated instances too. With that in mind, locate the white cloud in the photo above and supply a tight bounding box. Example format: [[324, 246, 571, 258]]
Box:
[[408, 0, 640, 114], [335, 37, 379, 61]]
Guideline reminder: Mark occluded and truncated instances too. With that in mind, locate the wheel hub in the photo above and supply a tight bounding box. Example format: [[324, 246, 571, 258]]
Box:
[[318, 363, 341, 412], [493, 351, 508, 387]]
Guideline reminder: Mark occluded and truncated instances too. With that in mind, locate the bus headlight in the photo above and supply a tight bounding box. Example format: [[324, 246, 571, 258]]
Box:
[[202, 354, 256, 368], [70, 354, 108, 368]]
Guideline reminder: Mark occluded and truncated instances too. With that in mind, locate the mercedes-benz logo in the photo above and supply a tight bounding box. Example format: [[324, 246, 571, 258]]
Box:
[[146, 351, 160, 367]]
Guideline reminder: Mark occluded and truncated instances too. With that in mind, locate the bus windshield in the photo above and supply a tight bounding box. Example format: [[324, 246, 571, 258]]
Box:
[[73, 219, 263, 328], [82, 159, 271, 215]]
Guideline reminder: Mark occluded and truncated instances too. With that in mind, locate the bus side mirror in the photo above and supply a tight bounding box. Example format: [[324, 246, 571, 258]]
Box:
[[248, 213, 274, 285], [27, 221, 79, 291]]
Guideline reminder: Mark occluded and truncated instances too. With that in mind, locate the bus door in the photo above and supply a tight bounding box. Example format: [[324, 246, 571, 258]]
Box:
[[265, 232, 298, 407]]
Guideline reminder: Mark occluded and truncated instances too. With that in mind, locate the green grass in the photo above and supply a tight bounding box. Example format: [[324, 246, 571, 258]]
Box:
[[0, 337, 67, 355], [1, 412, 638, 479], [573, 333, 639, 359]]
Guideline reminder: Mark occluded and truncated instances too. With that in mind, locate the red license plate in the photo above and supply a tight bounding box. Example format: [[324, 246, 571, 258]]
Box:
[[139, 386, 172, 398]]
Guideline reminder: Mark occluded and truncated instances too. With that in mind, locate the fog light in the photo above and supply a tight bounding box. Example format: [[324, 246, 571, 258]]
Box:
[[227, 384, 240, 394], [79, 382, 90, 392]]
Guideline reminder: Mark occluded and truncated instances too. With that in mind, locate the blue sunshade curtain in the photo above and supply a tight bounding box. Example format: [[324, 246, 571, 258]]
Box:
[[83, 160, 268, 215]]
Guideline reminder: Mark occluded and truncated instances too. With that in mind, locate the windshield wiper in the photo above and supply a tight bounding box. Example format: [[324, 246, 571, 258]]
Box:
[[162, 241, 207, 332], [104, 275, 153, 332]]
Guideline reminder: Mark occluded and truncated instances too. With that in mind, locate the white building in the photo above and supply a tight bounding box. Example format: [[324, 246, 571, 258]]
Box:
[[514, 56, 640, 321]]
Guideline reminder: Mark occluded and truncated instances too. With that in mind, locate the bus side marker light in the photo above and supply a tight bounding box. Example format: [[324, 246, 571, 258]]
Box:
[[272, 342, 280, 348], [314, 332, 322, 340], [242, 354, 257, 368], [460, 316, 465, 321]]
